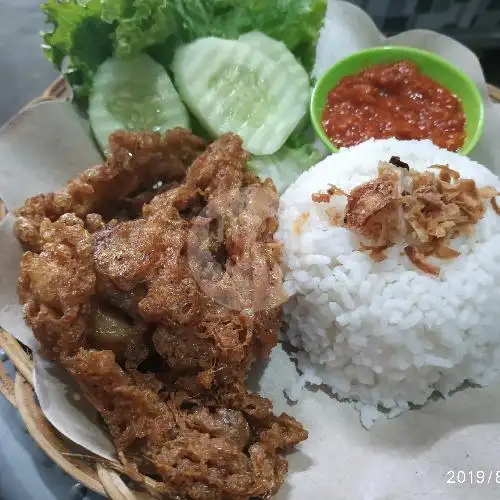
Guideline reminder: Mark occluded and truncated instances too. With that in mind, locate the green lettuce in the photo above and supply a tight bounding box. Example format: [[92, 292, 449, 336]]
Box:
[[41, 0, 114, 103], [218, 0, 326, 73], [41, 0, 326, 102], [101, 0, 177, 58], [167, 0, 326, 72]]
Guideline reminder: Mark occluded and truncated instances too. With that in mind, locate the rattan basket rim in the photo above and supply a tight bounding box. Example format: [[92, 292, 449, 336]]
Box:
[[1, 76, 500, 500], [0, 331, 157, 500]]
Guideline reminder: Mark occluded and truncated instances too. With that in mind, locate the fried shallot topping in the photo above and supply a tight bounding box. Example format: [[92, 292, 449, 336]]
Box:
[[293, 212, 310, 235], [311, 185, 347, 204], [312, 160, 499, 275]]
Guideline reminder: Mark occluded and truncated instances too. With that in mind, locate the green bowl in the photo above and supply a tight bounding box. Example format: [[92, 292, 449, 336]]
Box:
[[311, 46, 484, 156]]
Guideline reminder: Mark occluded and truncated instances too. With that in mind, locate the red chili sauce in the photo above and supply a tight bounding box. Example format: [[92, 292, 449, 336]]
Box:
[[322, 61, 466, 151]]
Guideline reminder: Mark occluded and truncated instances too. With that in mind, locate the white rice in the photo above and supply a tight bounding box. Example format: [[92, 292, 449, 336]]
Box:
[[278, 138, 500, 428]]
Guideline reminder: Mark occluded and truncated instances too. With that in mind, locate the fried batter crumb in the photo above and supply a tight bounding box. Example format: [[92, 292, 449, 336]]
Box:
[[492, 197, 500, 215]]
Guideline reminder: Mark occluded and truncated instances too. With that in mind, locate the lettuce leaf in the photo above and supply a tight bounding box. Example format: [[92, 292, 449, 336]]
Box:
[[167, 0, 326, 72], [41, 0, 114, 103], [223, 0, 327, 73], [41, 0, 326, 102], [101, 0, 177, 58]]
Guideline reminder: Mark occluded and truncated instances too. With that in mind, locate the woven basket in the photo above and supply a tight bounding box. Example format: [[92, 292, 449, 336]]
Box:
[[1, 77, 500, 499]]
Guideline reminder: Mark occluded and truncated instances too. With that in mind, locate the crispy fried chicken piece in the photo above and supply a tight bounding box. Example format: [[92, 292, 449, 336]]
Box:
[[152, 325, 214, 375], [93, 210, 202, 325], [19, 214, 306, 497], [64, 349, 303, 499], [186, 407, 251, 450], [152, 305, 280, 394], [94, 135, 284, 390], [91, 303, 149, 367], [219, 384, 276, 423], [17, 132, 307, 499], [18, 214, 95, 358], [190, 179, 284, 315], [63, 349, 174, 452], [260, 413, 309, 450], [15, 128, 206, 251], [184, 133, 247, 196]]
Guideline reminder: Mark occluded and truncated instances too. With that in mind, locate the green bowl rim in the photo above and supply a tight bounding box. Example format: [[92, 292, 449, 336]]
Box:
[[310, 45, 485, 156]]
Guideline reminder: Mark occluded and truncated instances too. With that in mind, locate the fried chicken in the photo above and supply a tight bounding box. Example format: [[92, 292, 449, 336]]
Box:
[[93, 135, 284, 390], [64, 348, 305, 499], [18, 214, 95, 359], [91, 303, 149, 367], [17, 132, 307, 499], [15, 128, 206, 251]]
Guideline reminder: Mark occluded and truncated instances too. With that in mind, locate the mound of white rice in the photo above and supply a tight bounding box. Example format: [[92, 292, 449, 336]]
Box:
[[278, 138, 500, 427]]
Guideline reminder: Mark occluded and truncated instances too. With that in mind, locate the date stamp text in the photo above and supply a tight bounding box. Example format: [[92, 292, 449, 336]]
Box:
[[447, 470, 500, 485]]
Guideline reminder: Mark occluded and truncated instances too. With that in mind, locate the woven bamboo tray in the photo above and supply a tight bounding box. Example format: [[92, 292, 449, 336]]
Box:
[[1, 77, 500, 499]]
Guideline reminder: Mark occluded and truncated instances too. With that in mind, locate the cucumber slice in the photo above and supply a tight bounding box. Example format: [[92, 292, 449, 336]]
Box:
[[89, 54, 189, 153], [239, 32, 310, 82], [172, 37, 310, 155], [239, 33, 314, 150], [248, 145, 322, 194]]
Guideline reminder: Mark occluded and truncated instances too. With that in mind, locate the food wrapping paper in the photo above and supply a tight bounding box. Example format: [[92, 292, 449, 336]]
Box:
[[2, 1, 500, 498]]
